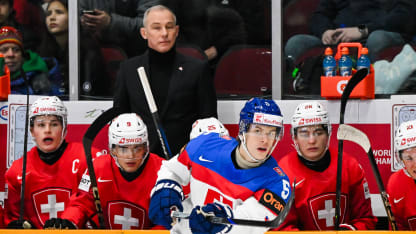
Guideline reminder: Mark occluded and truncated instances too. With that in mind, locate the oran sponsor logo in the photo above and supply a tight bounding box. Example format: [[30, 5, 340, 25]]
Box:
[[260, 189, 286, 215]]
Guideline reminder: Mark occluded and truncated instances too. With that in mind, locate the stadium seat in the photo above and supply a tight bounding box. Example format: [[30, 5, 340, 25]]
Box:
[[100, 46, 128, 86], [283, 0, 320, 44], [214, 45, 271, 98], [176, 44, 208, 61]]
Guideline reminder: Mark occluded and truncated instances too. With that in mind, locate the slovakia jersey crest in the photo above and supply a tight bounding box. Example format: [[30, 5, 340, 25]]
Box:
[[308, 193, 347, 230], [32, 188, 71, 225], [107, 201, 145, 229]]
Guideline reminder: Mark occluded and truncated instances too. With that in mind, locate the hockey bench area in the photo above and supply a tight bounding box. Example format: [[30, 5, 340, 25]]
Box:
[[0, 230, 413, 233], [0, 95, 415, 230]]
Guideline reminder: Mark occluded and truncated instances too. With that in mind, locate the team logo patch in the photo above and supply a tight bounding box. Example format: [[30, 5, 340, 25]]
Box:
[[273, 167, 284, 176], [32, 188, 71, 225], [308, 193, 347, 230], [107, 201, 145, 229], [259, 189, 286, 215]]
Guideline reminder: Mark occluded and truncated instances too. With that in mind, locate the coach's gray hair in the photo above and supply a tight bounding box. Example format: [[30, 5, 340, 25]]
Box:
[[143, 5, 176, 27]]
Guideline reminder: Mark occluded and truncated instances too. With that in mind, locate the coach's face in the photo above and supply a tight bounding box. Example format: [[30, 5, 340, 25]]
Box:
[[140, 9, 178, 53]]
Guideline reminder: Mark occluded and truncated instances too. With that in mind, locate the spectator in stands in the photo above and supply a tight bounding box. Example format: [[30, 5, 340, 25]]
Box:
[[0, 0, 40, 50], [113, 5, 217, 158], [0, 26, 63, 95], [4, 96, 101, 229], [161, 0, 246, 67], [277, 101, 377, 230], [37, 0, 111, 98], [284, 0, 416, 63], [44, 113, 165, 230], [79, 0, 159, 58], [387, 119, 416, 230]]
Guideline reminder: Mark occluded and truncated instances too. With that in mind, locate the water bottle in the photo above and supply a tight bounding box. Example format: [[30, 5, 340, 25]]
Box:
[[322, 47, 336, 77], [338, 47, 352, 76], [357, 47, 370, 73]]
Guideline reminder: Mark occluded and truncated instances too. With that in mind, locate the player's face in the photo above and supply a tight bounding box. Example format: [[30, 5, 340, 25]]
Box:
[[243, 124, 278, 161], [113, 144, 147, 173], [30, 115, 64, 153], [46, 1, 68, 35], [294, 125, 328, 161], [140, 9, 178, 53], [401, 147, 416, 179]]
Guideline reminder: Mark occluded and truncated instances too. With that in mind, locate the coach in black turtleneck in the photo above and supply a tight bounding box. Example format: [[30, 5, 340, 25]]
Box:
[[113, 5, 217, 158]]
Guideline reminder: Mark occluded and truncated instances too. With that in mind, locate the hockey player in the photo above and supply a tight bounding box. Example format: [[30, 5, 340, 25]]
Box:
[[189, 117, 229, 140], [277, 101, 377, 230], [4, 96, 101, 229], [43, 113, 165, 229], [387, 119, 416, 230], [149, 97, 292, 234]]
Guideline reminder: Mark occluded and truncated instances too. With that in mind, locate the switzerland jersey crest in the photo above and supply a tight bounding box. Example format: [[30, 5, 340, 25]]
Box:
[[308, 193, 347, 230], [107, 201, 146, 229], [32, 188, 71, 225]]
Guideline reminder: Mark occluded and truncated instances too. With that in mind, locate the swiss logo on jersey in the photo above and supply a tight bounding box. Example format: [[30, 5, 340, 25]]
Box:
[[259, 189, 286, 215], [308, 193, 347, 230], [107, 201, 146, 229], [32, 188, 71, 225]]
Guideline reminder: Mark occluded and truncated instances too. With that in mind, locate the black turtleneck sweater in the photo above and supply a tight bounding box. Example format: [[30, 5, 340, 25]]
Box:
[[148, 47, 176, 111], [298, 150, 331, 172], [37, 141, 68, 165]]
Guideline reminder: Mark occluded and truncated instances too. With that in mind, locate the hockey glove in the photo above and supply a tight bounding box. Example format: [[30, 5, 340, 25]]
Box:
[[44, 218, 77, 229], [7, 219, 34, 229], [189, 203, 232, 234], [149, 179, 184, 229]]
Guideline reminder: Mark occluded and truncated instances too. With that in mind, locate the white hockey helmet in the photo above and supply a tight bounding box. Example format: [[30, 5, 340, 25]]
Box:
[[190, 117, 229, 140], [109, 113, 148, 148], [291, 101, 331, 136], [291, 101, 331, 157], [29, 96, 67, 131], [394, 119, 416, 157]]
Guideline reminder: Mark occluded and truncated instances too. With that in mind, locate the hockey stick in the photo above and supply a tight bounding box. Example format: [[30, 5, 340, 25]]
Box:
[[171, 186, 294, 228], [18, 67, 31, 228], [137, 67, 172, 159], [83, 107, 122, 229], [335, 68, 368, 229], [337, 124, 397, 230]]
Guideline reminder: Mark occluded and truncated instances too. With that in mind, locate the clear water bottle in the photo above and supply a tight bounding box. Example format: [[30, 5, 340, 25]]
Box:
[[339, 47, 352, 76], [357, 47, 370, 73], [322, 47, 336, 77]]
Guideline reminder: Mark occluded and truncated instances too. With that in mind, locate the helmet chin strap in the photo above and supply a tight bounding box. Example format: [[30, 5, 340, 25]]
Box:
[[239, 132, 277, 163]]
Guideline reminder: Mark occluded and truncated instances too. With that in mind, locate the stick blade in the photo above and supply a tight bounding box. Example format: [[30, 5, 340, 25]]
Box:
[[337, 124, 371, 152]]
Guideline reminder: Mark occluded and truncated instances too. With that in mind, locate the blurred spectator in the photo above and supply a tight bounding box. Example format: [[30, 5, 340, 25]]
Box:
[[216, 0, 271, 45], [284, 0, 388, 62], [161, 0, 246, 68], [0, 0, 40, 50], [79, 0, 159, 58], [0, 26, 63, 95], [368, 0, 416, 61], [37, 0, 111, 98], [113, 5, 217, 158]]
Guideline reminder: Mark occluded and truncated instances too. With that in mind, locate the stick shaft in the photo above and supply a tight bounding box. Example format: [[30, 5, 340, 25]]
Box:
[[137, 67, 172, 159]]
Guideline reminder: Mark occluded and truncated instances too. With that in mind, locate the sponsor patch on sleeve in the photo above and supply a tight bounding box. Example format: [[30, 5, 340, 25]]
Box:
[[78, 174, 91, 192], [259, 189, 286, 215]]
